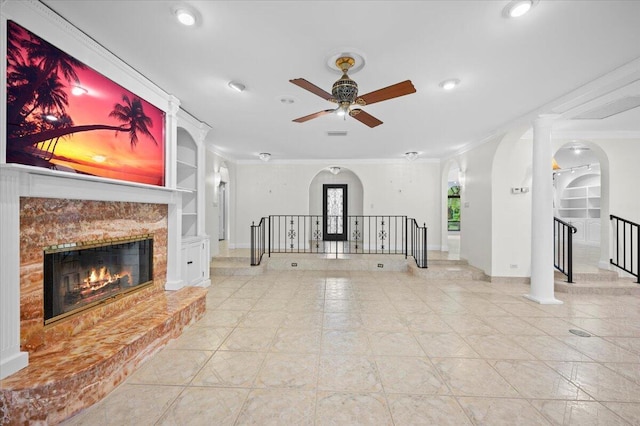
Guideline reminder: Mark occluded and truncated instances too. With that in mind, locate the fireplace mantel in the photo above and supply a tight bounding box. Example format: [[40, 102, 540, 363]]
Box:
[[0, 164, 186, 379]]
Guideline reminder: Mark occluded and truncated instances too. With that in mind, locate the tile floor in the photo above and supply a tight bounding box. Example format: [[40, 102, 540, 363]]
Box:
[[62, 268, 640, 425]]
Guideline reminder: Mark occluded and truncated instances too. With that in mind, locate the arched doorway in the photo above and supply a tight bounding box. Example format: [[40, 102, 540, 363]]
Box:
[[308, 167, 364, 252], [441, 160, 461, 260], [553, 141, 609, 271]]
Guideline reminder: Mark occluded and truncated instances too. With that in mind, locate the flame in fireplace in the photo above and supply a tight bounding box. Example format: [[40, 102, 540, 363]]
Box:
[[81, 267, 131, 294]]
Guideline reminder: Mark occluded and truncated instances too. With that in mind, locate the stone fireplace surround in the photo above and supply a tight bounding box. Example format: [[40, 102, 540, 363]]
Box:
[[0, 165, 206, 424]]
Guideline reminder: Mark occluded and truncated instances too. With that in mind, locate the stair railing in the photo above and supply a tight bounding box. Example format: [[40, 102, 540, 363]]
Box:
[[554, 217, 577, 283], [250, 217, 266, 266], [249, 215, 428, 268], [610, 214, 639, 283], [407, 218, 428, 268]]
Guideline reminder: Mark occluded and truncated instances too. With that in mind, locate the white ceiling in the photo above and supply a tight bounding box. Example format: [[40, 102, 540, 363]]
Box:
[[40, 0, 640, 161]]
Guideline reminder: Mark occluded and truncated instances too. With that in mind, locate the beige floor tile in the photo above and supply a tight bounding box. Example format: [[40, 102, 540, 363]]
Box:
[[323, 312, 365, 330], [492, 360, 586, 400], [482, 316, 546, 335], [318, 354, 383, 392], [280, 311, 324, 330], [433, 358, 519, 397], [440, 315, 499, 335], [601, 402, 640, 425], [316, 392, 393, 426], [220, 327, 277, 351], [464, 334, 536, 360], [197, 309, 245, 327], [387, 394, 472, 425], [128, 349, 212, 386], [559, 335, 640, 363], [63, 384, 182, 426], [548, 361, 640, 402], [255, 353, 318, 390], [321, 329, 371, 354], [156, 387, 248, 426], [511, 335, 592, 362], [271, 327, 322, 353], [235, 389, 315, 425], [368, 330, 424, 356], [375, 356, 448, 394], [166, 326, 231, 351], [531, 400, 630, 425], [191, 351, 265, 387], [404, 313, 454, 333], [216, 298, 256, 311], [415, 332, 479, 358], [238, 311, 286, 328], [457, 397, 551, 426], [604, 337, 640, 356]]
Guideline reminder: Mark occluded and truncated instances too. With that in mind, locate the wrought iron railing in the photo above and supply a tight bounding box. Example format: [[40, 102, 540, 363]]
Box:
[[249, 215, 428, 268], [610, 214, 639, 283], [250, 217, 266, 266], [554, 217, 577, 283], [407, 218, 428, 268]]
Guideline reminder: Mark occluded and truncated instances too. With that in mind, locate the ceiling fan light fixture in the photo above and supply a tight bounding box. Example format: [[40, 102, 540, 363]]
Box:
[[258, 152, 271, 162], [228, 81, 246, 92], [405, 152, 419, 161], [439, 79, 460, 91], [503, 0, 536, 18]]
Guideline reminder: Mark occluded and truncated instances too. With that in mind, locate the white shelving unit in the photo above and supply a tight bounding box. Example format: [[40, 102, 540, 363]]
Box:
[[176, 111, 211, 287], [555, 171, 601, 245], [557, 184, 601, 219]]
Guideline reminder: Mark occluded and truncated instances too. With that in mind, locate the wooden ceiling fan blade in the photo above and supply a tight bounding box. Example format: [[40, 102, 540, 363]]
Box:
[[357, 80, 416, 105], [292, 109, 335, 123], [350, 109, 383, 128], [289, 78, 334, 100]]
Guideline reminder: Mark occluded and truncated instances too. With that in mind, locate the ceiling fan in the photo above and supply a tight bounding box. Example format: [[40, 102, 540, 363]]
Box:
[[290, 56, 416, 128]]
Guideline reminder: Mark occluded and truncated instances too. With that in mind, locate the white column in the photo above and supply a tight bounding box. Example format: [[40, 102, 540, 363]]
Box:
[[165, 96, 184, 290], [525, 115, 563, 304], [0, 168, 29, 379]]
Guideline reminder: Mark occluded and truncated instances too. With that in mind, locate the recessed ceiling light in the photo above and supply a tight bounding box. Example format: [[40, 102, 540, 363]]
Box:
[[405, 152, 419, 161], [228, 81, 246, 92], [175, 8, 196, 26], [259, 153, 271, 162], [329, 166, 341, 175], [503, 0, 536, 18], [439, 79, 460, 91]]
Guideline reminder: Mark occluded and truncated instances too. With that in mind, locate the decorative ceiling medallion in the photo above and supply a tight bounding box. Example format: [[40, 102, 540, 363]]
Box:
[[326, 50, 366, 75]]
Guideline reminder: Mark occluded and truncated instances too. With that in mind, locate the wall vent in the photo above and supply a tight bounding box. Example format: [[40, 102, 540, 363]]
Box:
[[573, 96, 640, 120], [327, 131, 348, 137]]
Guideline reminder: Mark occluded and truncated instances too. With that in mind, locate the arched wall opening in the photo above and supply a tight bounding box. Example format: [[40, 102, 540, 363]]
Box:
[[308, 167, 364, 217], [553, 141, 610, 269], [440, 159, 462, 258]]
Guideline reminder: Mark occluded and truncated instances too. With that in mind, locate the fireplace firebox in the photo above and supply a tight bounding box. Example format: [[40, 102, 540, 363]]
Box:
[[44, 235, 153, 324]]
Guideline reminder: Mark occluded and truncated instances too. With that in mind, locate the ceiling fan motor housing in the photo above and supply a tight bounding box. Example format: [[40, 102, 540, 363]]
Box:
[[332, 74, 358, 105]]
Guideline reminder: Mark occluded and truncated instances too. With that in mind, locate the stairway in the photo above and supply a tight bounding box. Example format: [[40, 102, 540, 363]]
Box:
[[210, 255, 265, 276], [554, 269, 640, 295]]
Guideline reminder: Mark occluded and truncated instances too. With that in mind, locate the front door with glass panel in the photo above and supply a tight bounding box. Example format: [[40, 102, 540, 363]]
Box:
[[323, 184, 347, 241]]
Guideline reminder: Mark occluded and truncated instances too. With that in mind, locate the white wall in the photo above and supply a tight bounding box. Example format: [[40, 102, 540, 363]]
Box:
[[232, 161, 441, 249], [491, 133, 532, 278], [450, 136, 501, 275], [204, 148, 234, 257], [596, 138, 640, 222]]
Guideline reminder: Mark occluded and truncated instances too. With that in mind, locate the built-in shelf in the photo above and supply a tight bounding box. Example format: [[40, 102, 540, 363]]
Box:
[[558, 184, 600, 219]]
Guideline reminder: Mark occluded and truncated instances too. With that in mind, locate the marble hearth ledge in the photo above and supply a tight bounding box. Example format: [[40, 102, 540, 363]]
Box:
[[0, 287, 207, 425]]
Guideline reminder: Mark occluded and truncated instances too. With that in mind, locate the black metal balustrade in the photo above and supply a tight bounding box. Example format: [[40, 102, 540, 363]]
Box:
[[249, 215, 428, 268], [610, 214, 639, 283], [554, 217, 577, 283], [407, 218, 428, 268], [250, 217, 266, 266]]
